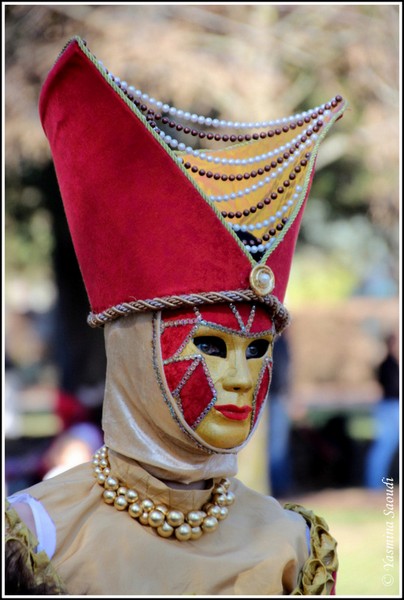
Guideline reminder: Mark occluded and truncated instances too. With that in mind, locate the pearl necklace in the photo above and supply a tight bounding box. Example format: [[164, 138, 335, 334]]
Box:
[[92, 446, 235, 541]]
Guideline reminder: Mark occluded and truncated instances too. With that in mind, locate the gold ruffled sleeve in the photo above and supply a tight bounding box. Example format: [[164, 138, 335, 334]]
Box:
[[285, 503, 338, 595], [4, 500, 66, 595]]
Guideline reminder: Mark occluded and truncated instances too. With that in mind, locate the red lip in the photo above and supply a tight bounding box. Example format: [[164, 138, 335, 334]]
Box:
[[215, 405, 252, 421]]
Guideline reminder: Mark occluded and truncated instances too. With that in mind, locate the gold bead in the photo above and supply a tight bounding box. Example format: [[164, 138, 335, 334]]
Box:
[[128, 503, 142, 519], [157, 522, 174, 538], [155, 504, 168, 515], [114, 496, 128, 511], [117, 486, 127, 496], [207, 505, 221, 518], [213, 494, 227, 507], [125, 489, 139, 503], [213, 485, 225, 495], [221, 478, 230, 490], [225, 491, 235, 505], [148, 510, 165, 528], [201, 516, 218, 533], [97, 473, 106, 485], [217, 506, 229, 520], [139, 511, 150, 525], [141, 498, 154, 512], [103, 490, 116, 504], [105, 477, 119, 491], [186, 511, 204, 527], [202, 502, 213, 513], [166, 510, 185, 527], [190, 526, 203, 540], [175, 523, 192, 541]]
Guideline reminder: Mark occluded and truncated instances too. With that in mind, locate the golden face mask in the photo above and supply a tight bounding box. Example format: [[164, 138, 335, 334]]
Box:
[[158, 303, 274, 452]]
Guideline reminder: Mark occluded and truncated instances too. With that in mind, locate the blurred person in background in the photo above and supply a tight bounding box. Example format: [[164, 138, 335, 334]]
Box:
[[267, 329, 294, 497], [4, 36, 347, 595], [365, 331, 400, 489]]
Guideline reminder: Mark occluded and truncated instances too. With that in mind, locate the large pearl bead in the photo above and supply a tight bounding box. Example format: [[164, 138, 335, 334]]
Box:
[[207, 505, 221, 518], [190, 526, 203, 540], [226, 491, 235, 505], [139, 511, 150, 525], [128, 503, 142, 518], [175, 523, 192, 541], [141, 498, 154, 512], [114, 496, 128, 511], [105, 476, 119, 491], [157, 522, 174, 538], [186, 511, 204, 527], [217, 506, 229, 520], [167, 510, 185, 527], [155, 504, 168, 516], [102, 490, 116, 504], [125, 489, 139, 503], [202, 516, 219, 533], [213, 493, 228, 506], [148, 510, 165, 528]]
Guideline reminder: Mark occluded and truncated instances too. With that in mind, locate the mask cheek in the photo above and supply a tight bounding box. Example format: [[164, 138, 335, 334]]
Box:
[[252, 360, 272, 427], [163, 359, 216, 429]]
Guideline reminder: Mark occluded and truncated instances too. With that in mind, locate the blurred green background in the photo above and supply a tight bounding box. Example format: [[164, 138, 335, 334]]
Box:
[[4, 3, 401, 596]]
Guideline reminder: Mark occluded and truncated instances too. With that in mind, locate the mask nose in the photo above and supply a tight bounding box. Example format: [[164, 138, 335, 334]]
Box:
[[222, 348, 253, 392]]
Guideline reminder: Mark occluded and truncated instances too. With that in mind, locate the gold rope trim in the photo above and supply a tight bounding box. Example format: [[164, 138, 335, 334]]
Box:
[[87, 289, 290, 332], [285, 503, 339, 596], [5, 501, 66, 594]]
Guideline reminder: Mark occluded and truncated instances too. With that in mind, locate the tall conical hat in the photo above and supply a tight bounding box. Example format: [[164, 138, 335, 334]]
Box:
[[39, 36, 347, 332]]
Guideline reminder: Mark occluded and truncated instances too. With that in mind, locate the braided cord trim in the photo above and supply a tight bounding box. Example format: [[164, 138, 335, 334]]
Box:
[[87, 289, 290, 333]]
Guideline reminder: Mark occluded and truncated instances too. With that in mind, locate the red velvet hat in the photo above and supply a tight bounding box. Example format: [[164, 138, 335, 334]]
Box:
[[39, 36, 347, 332]]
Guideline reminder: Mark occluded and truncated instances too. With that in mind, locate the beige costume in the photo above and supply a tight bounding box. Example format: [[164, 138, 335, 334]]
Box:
[[6, 313, 337, 595]]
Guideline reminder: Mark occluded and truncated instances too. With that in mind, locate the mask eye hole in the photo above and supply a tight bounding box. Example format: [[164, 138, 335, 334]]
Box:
[[193, 336, 227, 358], [246, 339, 270, 359]]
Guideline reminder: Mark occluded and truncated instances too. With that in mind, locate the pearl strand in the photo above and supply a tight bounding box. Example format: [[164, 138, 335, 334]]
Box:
[[178, 126, 321, 168], [92, 446, 235, 542], [100, 61, 339, 130]]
